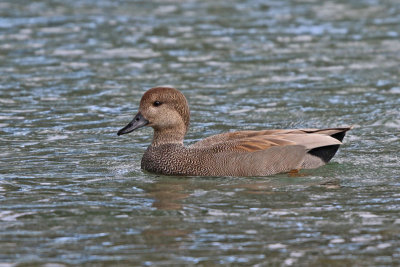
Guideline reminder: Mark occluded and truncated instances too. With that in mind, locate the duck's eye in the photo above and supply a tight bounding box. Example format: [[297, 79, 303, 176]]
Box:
[[153, 101, 162, 107]]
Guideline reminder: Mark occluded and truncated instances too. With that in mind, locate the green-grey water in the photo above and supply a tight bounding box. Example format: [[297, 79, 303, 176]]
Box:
[[1, 0, 400, 265]]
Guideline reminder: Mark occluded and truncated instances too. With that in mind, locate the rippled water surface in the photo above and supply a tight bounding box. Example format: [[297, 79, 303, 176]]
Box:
[[1, 0, 400, 265]]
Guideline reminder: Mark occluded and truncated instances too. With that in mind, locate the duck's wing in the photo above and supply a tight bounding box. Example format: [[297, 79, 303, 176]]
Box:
[[192, 128, 352, 174], [189, 130, 291, 149], [205, 133, 341, 153], [190, 126, 352, 149]]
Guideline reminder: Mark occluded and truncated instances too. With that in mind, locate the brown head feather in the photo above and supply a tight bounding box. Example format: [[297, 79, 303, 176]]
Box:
[[140, 87, 190, 133]]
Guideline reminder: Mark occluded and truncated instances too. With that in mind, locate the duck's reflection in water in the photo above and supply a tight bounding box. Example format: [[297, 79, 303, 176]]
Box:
[[146, 176, 341, 211], [141, 176, 341, 249], [147, 179, 190, 210]]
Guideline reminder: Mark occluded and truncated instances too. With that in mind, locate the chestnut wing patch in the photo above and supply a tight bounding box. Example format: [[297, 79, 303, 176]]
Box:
[[206, 135, 297, 153], [191, 130, 295, 149], [234, 136, 296, 152]]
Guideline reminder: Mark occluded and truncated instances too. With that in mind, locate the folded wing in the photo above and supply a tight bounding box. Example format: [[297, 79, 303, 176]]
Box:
[[191, 127, 352, 174]]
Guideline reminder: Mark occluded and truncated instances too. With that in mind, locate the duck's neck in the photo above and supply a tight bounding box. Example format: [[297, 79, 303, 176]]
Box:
[[151, 128, 186, 147]]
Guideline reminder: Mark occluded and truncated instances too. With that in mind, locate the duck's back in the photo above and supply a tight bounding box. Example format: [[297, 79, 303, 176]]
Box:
[[190, 128, 350, 149]]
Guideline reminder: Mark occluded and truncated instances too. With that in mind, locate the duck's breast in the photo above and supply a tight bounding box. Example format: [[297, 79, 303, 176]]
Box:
[[141, 144, 210, 176]]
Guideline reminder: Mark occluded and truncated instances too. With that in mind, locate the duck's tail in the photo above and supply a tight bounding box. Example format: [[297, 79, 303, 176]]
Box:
[[302, 126, 353, 169]]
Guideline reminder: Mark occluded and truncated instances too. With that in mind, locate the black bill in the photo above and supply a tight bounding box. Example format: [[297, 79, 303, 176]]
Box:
[[117, 112, 149, 136]]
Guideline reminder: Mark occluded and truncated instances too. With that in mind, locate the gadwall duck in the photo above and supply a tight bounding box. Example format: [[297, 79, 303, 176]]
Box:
[[117, 87, 351, 176]]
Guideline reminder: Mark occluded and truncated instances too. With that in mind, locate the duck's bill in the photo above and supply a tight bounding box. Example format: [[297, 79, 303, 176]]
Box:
[[117, 112, 149, 136]]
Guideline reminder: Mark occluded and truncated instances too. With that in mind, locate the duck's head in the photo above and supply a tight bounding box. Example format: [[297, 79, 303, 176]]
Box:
[[117, 87, 190, 144]]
